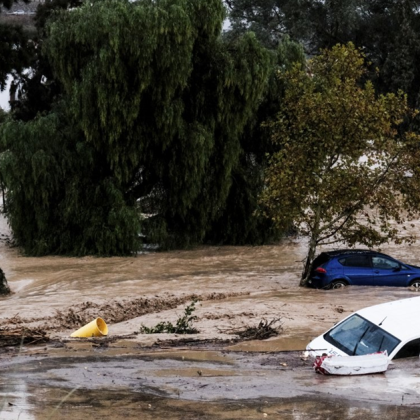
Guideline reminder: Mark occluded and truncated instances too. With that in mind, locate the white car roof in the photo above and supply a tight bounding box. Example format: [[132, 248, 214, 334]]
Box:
[[357, 296, 420, 340]]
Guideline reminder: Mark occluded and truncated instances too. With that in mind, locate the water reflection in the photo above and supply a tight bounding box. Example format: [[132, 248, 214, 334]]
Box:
[[1, 385, 419, 420], [0, 379, 35, 420], [0, 351, 419, 419]]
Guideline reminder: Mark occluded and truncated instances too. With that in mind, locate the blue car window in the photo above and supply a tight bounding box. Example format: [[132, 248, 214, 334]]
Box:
[[338, 255, 371, 268], [372, 257, 399, 270]]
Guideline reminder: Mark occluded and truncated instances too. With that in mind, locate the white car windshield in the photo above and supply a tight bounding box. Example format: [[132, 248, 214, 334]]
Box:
[[324, 314, 400, 356]]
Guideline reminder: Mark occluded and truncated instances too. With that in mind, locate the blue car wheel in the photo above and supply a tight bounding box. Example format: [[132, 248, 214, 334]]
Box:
[[410, 279, 420, 289], [330, 280, 348, 289]]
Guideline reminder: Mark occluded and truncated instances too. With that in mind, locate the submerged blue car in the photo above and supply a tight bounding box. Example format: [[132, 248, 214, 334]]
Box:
[[308, 249, 420, 289]]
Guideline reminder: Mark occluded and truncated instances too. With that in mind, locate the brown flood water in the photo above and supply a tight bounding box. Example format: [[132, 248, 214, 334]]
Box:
[[2, 214, 420, 418]]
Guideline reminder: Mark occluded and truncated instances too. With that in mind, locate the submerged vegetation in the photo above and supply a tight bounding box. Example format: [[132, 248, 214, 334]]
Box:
[[140, 301, 199, 335]]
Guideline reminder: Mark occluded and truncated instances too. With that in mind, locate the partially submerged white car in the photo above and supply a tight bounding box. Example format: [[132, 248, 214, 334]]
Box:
[[307, 296, 420, 360]]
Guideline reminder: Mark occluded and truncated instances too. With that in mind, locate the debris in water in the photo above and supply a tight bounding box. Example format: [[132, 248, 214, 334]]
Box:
[[70, 317, 108, 338], [0, 327, 49, 347], [0, 268, 10, 295], [222, 318, 283, 340]]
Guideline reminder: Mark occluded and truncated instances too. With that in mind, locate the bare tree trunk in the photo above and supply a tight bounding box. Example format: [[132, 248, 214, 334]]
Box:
[[300, 237, 318, 287], [0, 181, 6, 214], [300, 204, 321, 287]]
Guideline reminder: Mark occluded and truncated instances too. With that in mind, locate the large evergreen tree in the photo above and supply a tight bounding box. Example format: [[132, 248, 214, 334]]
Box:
[[1, 0, 272, 255]]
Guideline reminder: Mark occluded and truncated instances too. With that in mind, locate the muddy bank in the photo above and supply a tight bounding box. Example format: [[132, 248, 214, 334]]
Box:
[[3, 285, 417, 350], [0, 292, 249, 331]]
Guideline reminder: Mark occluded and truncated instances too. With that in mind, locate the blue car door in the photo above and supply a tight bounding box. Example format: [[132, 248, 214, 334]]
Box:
[[372, 256, 409, 286], [338, 255, 374, 285]]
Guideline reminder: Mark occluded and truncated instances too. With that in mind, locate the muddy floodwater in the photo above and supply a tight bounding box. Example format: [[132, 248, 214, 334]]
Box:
[[2, 214, 420, 419]]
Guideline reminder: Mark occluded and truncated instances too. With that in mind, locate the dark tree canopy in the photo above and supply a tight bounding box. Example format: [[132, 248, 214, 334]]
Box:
[[207, 35, 305, 245], [226, 0, 420, 107], [225, 0, 365, 50], [7, 0, 81, 120], [224, 0, 311, 48], [0, 23, 32, 92]]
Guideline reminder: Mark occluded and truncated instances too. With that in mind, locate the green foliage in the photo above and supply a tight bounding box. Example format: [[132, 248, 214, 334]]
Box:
[[225, 0, 367, 52], [0, 107, 7, 123], [259, 43, 420, 284], [140, 301, 199, 334], [41, 0, 271, 250], [0, 0, 274, 255], [0, 105, 141, 255], [224, 0, 310, 49], [35, 0, 83, 36], [207, 36, 305, 245], [225, 0, 420, 109], [362, 1, 420, 108], [9, 0, 79, 121], [206, 159, 278, 245]]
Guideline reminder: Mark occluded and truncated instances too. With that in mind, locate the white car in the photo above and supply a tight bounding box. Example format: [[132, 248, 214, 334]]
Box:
[[307, 296, 420, 360]]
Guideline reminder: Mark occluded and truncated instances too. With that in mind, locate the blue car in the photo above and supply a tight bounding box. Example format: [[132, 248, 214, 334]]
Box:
[[308, 249, 420, 289]]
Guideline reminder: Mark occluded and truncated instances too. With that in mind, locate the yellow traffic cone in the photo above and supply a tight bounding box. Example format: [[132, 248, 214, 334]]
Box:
[[70, 317, 108, 338]]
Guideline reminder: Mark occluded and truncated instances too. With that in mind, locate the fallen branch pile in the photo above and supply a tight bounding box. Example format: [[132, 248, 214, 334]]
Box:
[[224, 318, 284, 340], [0, 327, 49, 347]]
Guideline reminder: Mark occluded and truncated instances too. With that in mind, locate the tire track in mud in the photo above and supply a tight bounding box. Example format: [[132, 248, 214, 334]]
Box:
[[0, 292, 250, 331]]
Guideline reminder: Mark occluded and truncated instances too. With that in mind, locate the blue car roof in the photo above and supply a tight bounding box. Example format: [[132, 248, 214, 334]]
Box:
[[322, 249, 389, 258]]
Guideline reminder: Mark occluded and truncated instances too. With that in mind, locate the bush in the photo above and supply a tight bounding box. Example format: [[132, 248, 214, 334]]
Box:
[[140, 300, 199, 334]]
